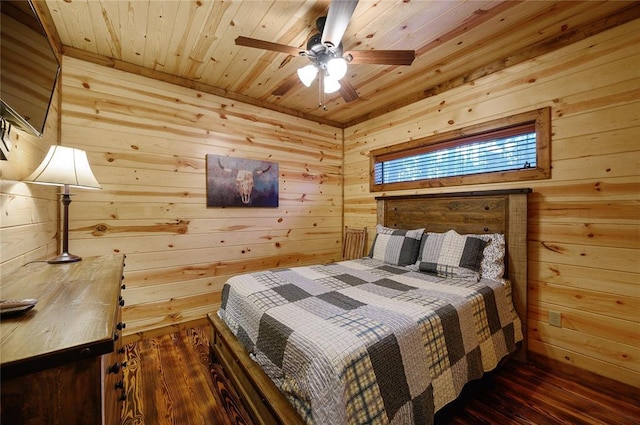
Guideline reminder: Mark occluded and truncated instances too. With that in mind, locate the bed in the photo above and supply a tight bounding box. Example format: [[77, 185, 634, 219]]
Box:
[[208, 189, 530, 425]]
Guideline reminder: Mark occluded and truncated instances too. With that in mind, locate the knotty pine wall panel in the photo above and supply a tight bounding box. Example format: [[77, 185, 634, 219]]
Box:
[[59, 56, 342, 341], [0, 85, 60, 275], [343, 20, 639, 388]]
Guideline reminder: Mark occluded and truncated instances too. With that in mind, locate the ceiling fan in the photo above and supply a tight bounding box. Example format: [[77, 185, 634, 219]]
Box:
[[235, 0, 416, 109]]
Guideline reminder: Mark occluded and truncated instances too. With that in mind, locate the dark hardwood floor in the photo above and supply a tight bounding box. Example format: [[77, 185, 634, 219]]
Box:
[[120, 327, 640, 425]]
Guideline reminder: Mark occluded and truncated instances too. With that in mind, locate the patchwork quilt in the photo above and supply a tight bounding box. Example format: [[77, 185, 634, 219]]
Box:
[[218, 258, 523, 425]]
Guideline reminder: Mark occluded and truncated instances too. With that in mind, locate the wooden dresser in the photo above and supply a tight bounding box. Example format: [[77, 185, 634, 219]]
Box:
[[0, 254, 127, 425]]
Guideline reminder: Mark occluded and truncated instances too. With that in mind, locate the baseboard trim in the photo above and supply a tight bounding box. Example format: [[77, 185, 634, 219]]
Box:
[[527, 352, 639, 404], [122, 316, 210, 345]]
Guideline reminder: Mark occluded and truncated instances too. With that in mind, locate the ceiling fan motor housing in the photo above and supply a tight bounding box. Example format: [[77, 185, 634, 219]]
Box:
[[306, 33, 344, 64], [307, 33, 324, 53]]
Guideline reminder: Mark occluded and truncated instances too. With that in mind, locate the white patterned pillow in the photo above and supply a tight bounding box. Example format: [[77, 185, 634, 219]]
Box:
[[369, 224, 425, 266], [416, 230, 487, 280], [472, 233, 506, 282]]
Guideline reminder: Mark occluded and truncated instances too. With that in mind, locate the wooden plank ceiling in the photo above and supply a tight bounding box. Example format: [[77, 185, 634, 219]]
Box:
[[38, 0, 638, 127]]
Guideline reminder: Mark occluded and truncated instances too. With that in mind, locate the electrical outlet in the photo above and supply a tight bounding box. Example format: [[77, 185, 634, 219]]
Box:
[[549, 311, 562, 327]]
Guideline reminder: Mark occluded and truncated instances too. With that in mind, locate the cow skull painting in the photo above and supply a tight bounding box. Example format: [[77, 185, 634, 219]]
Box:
[[219, 158, 271, 204], [206, 155, 278, 207]]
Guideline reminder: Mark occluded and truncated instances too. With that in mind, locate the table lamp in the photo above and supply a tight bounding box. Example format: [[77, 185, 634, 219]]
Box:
[[24, 145, 101, 263]]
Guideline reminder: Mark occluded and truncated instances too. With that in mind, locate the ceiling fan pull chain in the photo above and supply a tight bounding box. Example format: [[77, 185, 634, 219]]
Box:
[[318, 73, 322, 108], [319, 73, 327, 111]]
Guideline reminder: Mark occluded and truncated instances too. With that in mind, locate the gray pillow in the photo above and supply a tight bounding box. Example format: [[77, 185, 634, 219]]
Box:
[[416, 230, 487, 280], [369, 224, 425, 266]]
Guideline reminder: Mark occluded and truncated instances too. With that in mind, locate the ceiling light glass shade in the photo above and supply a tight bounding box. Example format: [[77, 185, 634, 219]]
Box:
[[326, 57, 348, 80], [25, 145, 101, 190], [323, 75, 341, 94], [297, 64, 318, 87]]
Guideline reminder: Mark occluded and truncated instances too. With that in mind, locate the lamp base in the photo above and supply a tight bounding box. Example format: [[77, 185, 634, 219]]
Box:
[[47, 252, 82, 264]]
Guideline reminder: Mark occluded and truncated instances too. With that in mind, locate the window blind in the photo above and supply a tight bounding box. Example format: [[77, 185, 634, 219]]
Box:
[[374, 129, 537, 185]]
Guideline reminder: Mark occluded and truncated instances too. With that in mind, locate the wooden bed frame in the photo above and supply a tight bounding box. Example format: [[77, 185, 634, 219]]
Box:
[[208, 188, 530, 425]]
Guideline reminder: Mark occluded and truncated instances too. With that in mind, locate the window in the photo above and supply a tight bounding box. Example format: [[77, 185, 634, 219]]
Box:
[[370, 107, 550, 191]]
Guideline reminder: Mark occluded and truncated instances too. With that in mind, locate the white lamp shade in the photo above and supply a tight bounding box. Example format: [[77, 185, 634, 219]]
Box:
[[323, 75, 341, 94], [297, 64, 318, 87], [326, 57, 348, 80], [25, 145, 101, 190]]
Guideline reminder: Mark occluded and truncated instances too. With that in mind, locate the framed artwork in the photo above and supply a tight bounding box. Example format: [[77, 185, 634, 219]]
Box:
[[206, 154, 279, 207]]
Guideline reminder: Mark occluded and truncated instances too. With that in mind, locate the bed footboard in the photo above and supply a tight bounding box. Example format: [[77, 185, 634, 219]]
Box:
[[207, 313, 306, 425]]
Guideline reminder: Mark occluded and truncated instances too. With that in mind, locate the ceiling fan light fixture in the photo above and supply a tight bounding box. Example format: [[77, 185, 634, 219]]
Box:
[[235, 0, 416, 106], [326, 57, 348, 80], [297, 64, 318, 87], [323, 75, 341, 94]]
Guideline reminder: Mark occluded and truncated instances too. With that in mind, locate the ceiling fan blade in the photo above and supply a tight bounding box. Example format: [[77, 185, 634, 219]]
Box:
[[272, 74, 300, 97], [339, 79, 359, 103], [321, 0, 359, 49], [346, 50, 416, 66], [235, 36, 302, 56]]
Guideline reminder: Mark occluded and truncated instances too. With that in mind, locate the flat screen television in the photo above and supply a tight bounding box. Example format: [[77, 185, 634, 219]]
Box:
[[1, 0, 60, 137]]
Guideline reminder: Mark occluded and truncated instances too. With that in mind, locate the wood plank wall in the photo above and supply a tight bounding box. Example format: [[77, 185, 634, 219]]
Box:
[[0, 85, 59, 276], [58, 57, 343, 342], [2, 11, 636, 394], [343, 20, 639, 389]]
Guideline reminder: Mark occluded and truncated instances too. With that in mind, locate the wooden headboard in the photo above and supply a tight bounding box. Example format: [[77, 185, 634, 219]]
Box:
[[376, 189, 530, 361]]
